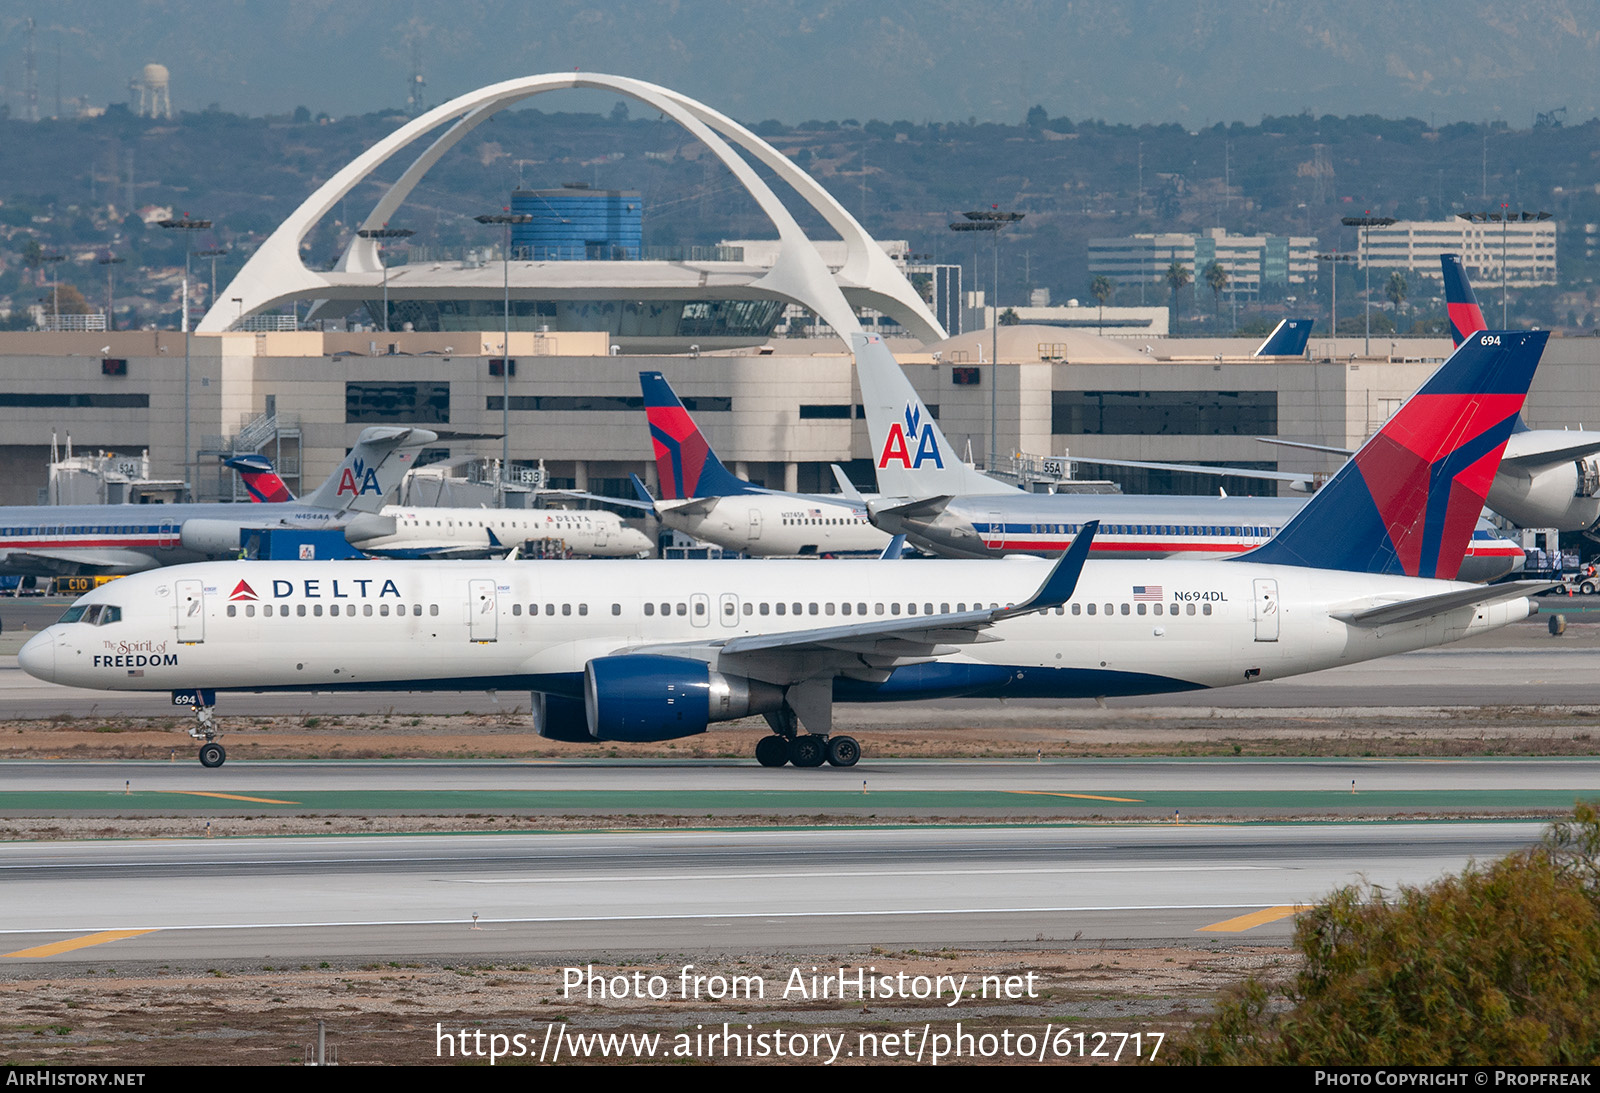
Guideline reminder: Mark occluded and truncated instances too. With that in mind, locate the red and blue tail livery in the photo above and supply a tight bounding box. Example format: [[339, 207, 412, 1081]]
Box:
[[640, 371, 758, 499], [224, 455, 294, 503], [1441, 253, 1487, 348], [1241, 330, 1549, 578]]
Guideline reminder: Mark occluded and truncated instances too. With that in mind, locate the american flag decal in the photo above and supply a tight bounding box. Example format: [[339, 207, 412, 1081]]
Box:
[[1132, 585, 1164, 601]]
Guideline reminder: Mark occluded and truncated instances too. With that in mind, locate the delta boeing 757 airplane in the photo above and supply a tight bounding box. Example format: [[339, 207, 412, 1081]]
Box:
[[20, 331, 1553, 769]]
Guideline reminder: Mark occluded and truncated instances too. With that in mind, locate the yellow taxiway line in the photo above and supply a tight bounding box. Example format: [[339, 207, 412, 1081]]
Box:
[[4, 930, 159, 958], [1197, 904, 1311, 933]]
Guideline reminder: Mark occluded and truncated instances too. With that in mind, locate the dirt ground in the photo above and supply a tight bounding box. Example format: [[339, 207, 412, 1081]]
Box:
[[0, 946, 1291, 1065]]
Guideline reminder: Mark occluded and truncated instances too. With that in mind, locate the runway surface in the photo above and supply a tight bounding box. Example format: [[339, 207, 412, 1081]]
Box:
[[0, 821, 1545, 964]]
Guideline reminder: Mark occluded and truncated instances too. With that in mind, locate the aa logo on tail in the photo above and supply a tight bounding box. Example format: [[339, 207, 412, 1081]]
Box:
[[877, 404, 945, 470], [336, 458, 382, 497]]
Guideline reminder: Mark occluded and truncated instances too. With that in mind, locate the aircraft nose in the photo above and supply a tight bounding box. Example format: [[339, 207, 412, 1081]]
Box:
[[17, 631, 55, 682]]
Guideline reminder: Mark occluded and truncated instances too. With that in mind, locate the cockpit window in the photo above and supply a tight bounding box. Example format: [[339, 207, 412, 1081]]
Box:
[[58, 604, 121, 625]]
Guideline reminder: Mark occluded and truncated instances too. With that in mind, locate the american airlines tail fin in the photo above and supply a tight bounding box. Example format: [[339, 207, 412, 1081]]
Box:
[[225, 455, 295, 503], [851, 332, 1015, 498], [1253, 319, 1313, 357], [639, 372, 759, 499], [1240, 330, 1548, 578], [302, 426, 440, 514], [1442, 253, 1487, 348]]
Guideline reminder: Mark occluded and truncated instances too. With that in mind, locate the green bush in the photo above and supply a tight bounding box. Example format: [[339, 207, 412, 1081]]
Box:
[[1175, 804, 1600, 1065]]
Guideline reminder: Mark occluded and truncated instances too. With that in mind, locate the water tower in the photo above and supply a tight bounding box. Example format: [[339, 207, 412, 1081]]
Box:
[[133, 64, 171, 119]]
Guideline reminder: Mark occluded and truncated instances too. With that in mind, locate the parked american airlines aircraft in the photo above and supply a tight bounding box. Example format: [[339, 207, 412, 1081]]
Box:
[[640, 370, 891, 556], [0, 428, 434, 577], [20, 331, 1553, 769], [228, 457, 654, 559], [852, 335, 1522, 581]]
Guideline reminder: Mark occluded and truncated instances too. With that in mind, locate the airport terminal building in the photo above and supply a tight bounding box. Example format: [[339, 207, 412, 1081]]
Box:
[[3, 73, 1599, 513]]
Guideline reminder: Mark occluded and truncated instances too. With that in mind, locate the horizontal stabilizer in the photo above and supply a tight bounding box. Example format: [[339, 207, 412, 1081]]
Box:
[[1333, 580, 1554, 628]]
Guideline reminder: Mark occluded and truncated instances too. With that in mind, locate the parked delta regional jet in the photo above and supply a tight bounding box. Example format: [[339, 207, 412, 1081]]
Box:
[[228, 457, 654, 559], [21, 331, 1553, 769], [640, 370, 891, 556], [0, 427, 434, 577]]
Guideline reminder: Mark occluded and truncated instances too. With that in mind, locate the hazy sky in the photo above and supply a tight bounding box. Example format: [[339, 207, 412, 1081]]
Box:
[[5, 1, 1598, 127]]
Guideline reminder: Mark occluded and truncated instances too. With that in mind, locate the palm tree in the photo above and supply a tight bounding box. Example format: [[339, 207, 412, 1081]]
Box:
[[1165, 261, 1191, 334], [1203, 261, 1229, 319], [1090, 274, 1114, 333], [1386, 271, 1408, 327]]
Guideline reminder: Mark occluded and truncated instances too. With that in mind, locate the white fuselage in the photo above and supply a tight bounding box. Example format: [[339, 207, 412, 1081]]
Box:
[[657, 493, 891, 556], [346, 507, 653, 559], [21, 558, 1535, 706]]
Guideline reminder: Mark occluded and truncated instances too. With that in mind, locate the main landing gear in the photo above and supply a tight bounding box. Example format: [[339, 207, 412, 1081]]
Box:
[[187, 702, 226, 768], [754, 731, 860, 769]]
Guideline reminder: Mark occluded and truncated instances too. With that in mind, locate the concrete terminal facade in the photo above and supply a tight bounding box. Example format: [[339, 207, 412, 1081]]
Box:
[[3, 326, 1598, 510]]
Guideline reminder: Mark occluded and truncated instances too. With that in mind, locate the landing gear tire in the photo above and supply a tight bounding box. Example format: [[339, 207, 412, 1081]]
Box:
[[825, 735, 861, 767], [198, 742, 226, 768], [789, 735, 827, 768], [755, 735, 790, 767]]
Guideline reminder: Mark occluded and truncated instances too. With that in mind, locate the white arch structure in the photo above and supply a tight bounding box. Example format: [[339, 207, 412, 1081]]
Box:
[[199, 73, 946, 342]]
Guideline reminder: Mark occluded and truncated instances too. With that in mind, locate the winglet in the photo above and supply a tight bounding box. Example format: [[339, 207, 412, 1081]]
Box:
[[629, 473, 657, 505], [878, 534, 907, 560], [831, 464, 865, 502], [486, 528, 502, 548], [1013, 520, 1097, 613]]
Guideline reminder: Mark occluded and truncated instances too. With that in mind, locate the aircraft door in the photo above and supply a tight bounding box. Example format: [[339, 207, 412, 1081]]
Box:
[[469, 579, 498, 642], [981, 511, 1007, 551], [690, 593, 710, 628], [160, 521, 179, 549], [175, 579, 205, 643], [593, 519, 607, 548], [748, 508, 762, 541], [1252, 578, 1279, 642], [718, 593, 741, 629]]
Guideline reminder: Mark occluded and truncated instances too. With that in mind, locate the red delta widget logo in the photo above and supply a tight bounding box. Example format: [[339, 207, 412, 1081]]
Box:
[[877, 403, 944, 470], [336, 458, 382, 497]]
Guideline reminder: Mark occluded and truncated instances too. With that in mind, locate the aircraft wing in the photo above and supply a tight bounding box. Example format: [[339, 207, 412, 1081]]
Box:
[[1064, 454, 1318, 486], [1499, 440, 1600, 472], [626, 523, 1096, 678], [536, 488, 656, 513], [1331, 580, 1555, 628], [1256, 437, 1355, 458], [656, 496, 719, 518], [0, 548, 159, 576]]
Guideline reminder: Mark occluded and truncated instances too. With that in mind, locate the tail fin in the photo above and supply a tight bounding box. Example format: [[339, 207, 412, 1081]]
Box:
[[851, 332, 1015, 498], [1253, 319, 1313, 357], [303, 426, 440, 513], [1441, 253, 1487, 348], [225, 454, 295, 503], [639, 372, 758, 499], [1239, 330, 1548, 578]]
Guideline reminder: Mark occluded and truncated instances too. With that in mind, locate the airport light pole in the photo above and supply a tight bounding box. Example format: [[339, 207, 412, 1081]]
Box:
[[158, 214, 212, 498], [1457, 208, 1552, 328], [951, 208, 1024, 470], [356, 226, 413, 333], [1314, 251, 1354, 347], [1340, 214, 1395, 356], [194, 247, 228, 310], [40, 253, 64, 326], [475, 211, 533, 491], [96, 254, 124, 331]]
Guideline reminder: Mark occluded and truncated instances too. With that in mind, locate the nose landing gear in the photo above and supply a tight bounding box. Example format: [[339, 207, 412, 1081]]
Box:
[[176, 690, 225, 768]]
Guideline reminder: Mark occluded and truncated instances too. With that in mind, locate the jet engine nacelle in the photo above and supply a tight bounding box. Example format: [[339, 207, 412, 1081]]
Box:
[[583, 654, 784, 742], [343, 512, 397, 545], [1488, 460, 1600, 532], [179, 519, 249, 557], [531, 692, 591, 742]]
